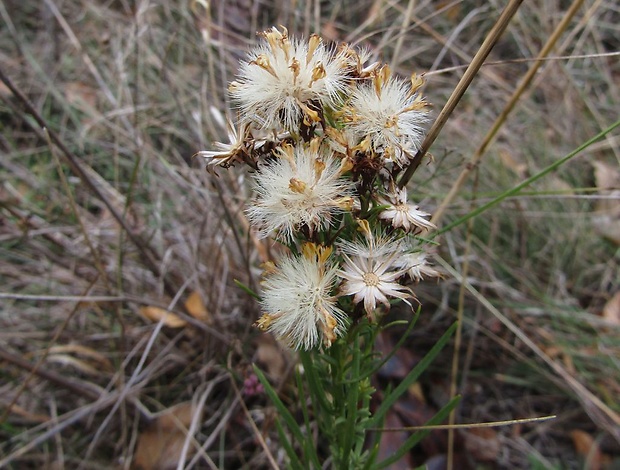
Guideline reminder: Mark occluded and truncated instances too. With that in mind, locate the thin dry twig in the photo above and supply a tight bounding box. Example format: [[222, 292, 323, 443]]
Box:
[[389, 0, 417, 70], [423, 51, 620, 77], [0, 279, 102, 424], [0, 381, 148, 467]]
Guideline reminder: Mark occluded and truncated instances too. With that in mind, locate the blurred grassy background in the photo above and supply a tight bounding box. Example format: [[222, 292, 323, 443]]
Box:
[[1, 0, 618, 468]]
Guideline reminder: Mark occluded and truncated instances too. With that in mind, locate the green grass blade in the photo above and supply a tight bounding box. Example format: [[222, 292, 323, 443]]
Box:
[[340, 339, 362, 465], [234, 279, 261, 300], [274, 418, 304, 470], [438, 119, 620, 235], [367, 309, 420, 378]]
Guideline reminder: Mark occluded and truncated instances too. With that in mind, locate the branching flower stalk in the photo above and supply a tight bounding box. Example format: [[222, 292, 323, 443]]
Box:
[[199, 26, 453, 468]]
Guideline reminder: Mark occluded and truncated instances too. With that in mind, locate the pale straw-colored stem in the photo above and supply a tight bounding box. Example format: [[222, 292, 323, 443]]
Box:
[[390, 0, 417, 70], [436, 255, 620, 442], [399, 0, 525, 189], [431, 0, 587, 226]]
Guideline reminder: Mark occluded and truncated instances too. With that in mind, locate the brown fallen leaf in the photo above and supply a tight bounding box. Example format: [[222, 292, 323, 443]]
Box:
[[48, 344, 113, 372], [376, 410, 414, 469], [184, 291, 212, 324], [64, 81, 97, 109], [570, 429, 602, 470], [592, 161, 620, 193], [132, 402, 202, 470], [592, 213, 620, 246], [547, 175, 575, 194], [375, 330, 421, 381], [255, 335, 288, 381], [499, 148, 528, 179], [601, 292, 620, 326], [464, 427, 500, 462], [139, 306, 187, 328], [321, 21, 339, 42], [591, 161, 620, 246], [436, 0, 461, 23], [393, 392, 448, 458], [46, 354, 102, 376]]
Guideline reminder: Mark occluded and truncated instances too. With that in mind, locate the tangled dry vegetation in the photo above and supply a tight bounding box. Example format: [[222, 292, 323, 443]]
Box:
[[0, 0, 618, 468]]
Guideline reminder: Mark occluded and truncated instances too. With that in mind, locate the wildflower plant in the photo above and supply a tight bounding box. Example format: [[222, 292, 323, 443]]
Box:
[[199, 26, 458, 468]]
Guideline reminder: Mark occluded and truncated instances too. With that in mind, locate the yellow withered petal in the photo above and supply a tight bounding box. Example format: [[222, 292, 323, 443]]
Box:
[[289, 177, 307, 193]]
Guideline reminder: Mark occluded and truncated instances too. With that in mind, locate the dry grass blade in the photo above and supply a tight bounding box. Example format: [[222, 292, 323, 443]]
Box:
[[0, 68, 169, 296], [1, 0, 617, 467], [399, 0, 525, 188], [377, 414, 557, 432], [0, 346, 103, 402], [0, 280, 101, 425], [46, 128, 110, 289], [389, 0, 417, 70], [431, 0, 588, 226], [435, 255, 620, 444]]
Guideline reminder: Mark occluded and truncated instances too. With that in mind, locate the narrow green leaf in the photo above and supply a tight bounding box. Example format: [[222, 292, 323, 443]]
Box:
[[369, 322, 457, 428], [341, 338, 362, 464], [380, 319, 410, 330], [374, 396, 461, 469], [299, 351, 333, 413], [438, 119, 620, 235], [362, 442, 380, 470], [234, 279, 261, 300], [253, 365, 305, 444], [364, 203, 391, 220], [318, 352, 339, 368], [274, 418, 304, 470], [295, 368, 322, 469], [367, 309, 420, 378]]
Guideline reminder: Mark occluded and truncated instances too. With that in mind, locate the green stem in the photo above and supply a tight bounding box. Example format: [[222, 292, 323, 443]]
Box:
[[340, 336, 361, 467]]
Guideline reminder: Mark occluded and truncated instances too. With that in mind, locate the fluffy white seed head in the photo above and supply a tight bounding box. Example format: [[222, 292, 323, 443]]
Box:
[[230, 26, 349, 132], [393, 251, 441, 282], [345, 67, 429, 165], [256, 244, 347, 350], [247, 144, 354, 241]]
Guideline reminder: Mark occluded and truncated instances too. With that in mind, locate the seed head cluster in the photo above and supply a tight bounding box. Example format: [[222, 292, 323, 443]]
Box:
[[199, 26, 441, 350]]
